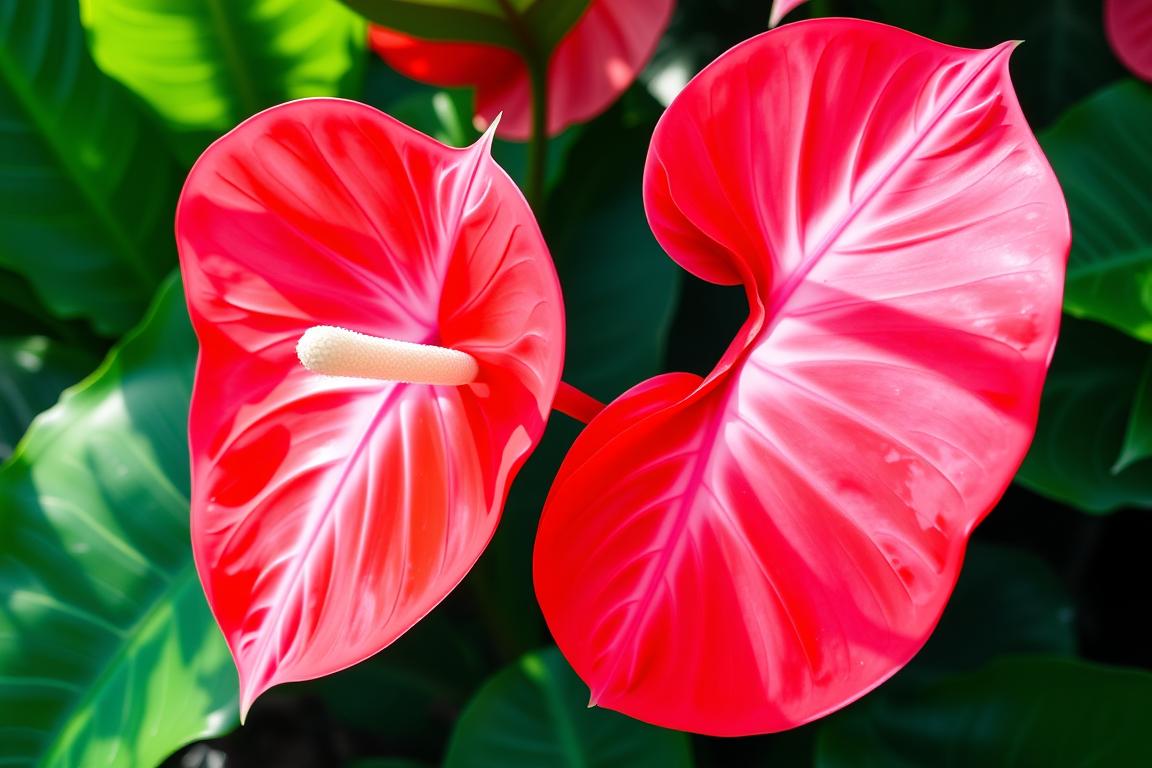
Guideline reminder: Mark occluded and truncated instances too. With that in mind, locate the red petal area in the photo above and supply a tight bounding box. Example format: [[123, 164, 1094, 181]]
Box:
[[177, 99, 563, 714], [535, 20, 1068, 735], [369, 0, 674, 140], [1106, 0, 1152, 81]]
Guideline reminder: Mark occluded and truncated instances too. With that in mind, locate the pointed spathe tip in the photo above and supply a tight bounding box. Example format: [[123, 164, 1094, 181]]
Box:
[[471, 112, 501, 156]]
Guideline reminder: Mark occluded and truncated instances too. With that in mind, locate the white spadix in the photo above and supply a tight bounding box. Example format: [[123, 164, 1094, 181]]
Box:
[[296, 326, 478, 386]]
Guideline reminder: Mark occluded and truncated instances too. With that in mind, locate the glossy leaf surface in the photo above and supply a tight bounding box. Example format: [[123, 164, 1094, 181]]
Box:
[[0, 0, 178, 334], [1106, 0, 1152, 81], [1016, 316, 1152, 512], [178, 99, 564, 714], [80, 0, 366, 163], [536, 19, 1069, 735], [1041, 79, 1152, 342], [444, 647, 692, 768], [0, 337, 94, 461], [816, 658, 1152, 767], [367, 0, 674, 139], [0, 278, 237, 767]]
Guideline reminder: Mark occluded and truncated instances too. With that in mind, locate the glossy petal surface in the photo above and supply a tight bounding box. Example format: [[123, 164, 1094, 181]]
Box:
[[177, 99, 564, 713], [1105, 0, 1152, 81], [535, 20, 1069, 735], [369, 0, 674, 139]]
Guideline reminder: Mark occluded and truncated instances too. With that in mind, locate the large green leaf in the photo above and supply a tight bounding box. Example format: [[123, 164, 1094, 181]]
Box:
[[1015, 316, 1152, 512], [0, 337, 95, 461], [0, 276, 237, 767], [80, 0, 367, 163], [444, 647, 692, 768], [1041, 80, 1152, 343], [816, 658, 1152, 767], [0, 0, 179, 335], [341, 0, 590, 58]]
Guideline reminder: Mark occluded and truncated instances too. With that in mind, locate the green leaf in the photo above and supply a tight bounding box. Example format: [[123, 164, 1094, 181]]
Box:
[[444, 647, 692, 768], [307, 607, 489, 750], [1116, 355, 1152, 472], [0, 337, 96, 462], [1015, 316, 1152, 512], [546, 89, 680, 403], [80, 0, 367, 163], [816, 658, 1152, 767], [1042, 80, 1152, 343], [0, 0, 180, 335], [341, 0, 590, 59], [0, 276, 238, 767], [907, 542, 1075, 679]]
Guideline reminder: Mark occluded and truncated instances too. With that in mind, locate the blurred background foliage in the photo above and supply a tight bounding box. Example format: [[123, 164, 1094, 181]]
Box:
[[0, 0, 1149, 765]]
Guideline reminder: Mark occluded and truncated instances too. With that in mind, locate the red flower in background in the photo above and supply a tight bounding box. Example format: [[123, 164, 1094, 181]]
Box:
[[1105, 0, 1152, 81], [369, 0, 674, 139], [534, 19, 1070, 735], [177, 99, 564, 715]]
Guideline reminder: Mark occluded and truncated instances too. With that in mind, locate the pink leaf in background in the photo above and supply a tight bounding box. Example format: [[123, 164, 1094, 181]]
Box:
[[769, 0, 808, 27], [1105, 0, 1152, 81], [177, 99, 563, 715], [369, 0, 674, 139], [534, 19, 1069, 735]]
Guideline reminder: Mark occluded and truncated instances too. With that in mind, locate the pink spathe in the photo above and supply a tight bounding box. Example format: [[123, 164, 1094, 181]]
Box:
[[534, 19, 1070, 736], [177, 99, 564, 716]]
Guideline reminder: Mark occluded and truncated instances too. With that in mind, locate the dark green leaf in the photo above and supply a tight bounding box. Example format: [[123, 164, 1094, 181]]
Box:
[[1116, 355, 1152, 472], [1015, 316, 1152, 512], [0, 276, 237, 767], [81, 0, 367, 163], [1041, 80, 1152, 343], [0, 336, 96, 461], [444, 647, 693, 768], [817, 658, 1152, 767], [341, 0, 590, 59], [907, 542, 1076, 679], [0, 0, 179, 334]]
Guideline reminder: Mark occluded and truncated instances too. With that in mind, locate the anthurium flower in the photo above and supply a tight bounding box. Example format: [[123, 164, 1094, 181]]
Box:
[[534, 19, 1070, 736], [1105, 0, 1152, 81], [368, 0, 674, 139], [177, 98, 564, 715]]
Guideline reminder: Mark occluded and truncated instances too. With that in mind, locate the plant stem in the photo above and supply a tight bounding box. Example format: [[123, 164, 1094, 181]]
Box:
[[526, 61, 549, 212]]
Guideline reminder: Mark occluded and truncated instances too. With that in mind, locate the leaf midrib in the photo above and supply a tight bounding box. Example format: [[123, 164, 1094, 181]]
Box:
[[204, 0, 262, 124]]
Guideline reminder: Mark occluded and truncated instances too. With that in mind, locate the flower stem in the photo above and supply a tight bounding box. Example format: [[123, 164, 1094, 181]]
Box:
[[553, 381, 605, 424], [526, 61, 549, 211]]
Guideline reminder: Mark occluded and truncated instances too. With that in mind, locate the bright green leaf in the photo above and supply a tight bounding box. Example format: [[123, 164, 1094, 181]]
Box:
[[0, 0, 179, 335], [341, 0, 590, 59], [0, 337, 95, 461], [1042, 80, 1152, 342], [1015, 316, 1152, 512], [444, 647, 692, 768], [80, 0, 367, 163], [0, 276, 238, 768], [816, 658, 1152, 767]]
